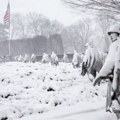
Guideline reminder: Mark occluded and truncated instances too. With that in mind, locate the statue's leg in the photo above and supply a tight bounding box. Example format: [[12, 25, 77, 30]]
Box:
[[106, 80, 112, 112]]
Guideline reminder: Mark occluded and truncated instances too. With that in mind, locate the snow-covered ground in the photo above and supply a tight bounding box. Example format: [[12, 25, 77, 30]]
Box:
[[0, 62, 116, 120]]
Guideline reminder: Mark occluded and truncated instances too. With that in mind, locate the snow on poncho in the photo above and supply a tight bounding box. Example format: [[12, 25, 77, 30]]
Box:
[[51, 53, 58, 62], [31, 53, 35, 59], [31, 54, 36, 62], [112, 40, 120, 91], [97, 50, 107, 63], [83, 47, 107, 69], [72, 52, 81, 65], [83, 47, 96, 68], [42, 53, 50, 63], [24, 54, 29, 62], [63, 54, 69, 63], [17, 55, 24, 62], [96, 40, 119, 78], [80, 54, 84, 61]]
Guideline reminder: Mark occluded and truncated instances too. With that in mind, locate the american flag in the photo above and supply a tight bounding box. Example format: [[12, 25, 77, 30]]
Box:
[[4, 2, 10, 27]]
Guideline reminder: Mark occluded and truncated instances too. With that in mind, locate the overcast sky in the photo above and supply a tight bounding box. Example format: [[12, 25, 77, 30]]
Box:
[[0, 0, 85, 26]]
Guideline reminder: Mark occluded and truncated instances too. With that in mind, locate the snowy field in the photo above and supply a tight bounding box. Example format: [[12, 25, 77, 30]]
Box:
[[0, 62, 116, 120]]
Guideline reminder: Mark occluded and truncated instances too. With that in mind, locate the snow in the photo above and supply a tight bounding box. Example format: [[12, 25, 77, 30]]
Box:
[[0, 62, 116, 120], [17, 104, 116, 120]]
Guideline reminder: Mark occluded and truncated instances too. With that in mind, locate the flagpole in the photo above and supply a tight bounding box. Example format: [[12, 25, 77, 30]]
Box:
[[9, 22, 10, 57], [8, 0, 11, 58], [4, 1, 10, 59]]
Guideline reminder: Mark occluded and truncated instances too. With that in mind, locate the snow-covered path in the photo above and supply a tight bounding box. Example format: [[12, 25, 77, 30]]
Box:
[[15, 102, 116, 120], [0, 62, 116, 120]]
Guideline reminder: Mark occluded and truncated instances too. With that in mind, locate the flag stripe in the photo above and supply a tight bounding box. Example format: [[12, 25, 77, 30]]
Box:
[[4, 2, 10, 26]]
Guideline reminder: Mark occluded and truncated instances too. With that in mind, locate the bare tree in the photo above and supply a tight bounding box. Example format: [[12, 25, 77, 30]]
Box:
[[26, 12, 44, 37], [95, 12, 116, 50], [0, 23, 8, 41], [41, 20, 64, 37], [11, 14, 27, 39], [26, 13, 64, 37], [62, 27, 74, 54], [62, 19, 92, 53], [62, 0, 120, 15], [62, 0, 120, 51], [49, 20, 64, 35], [11, 12, 64, 39], [72, 19, 92, 52]]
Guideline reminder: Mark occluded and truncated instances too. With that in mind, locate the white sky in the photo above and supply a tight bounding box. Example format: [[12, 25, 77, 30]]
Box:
[[0, 0, 86, 26]]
